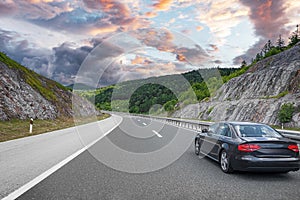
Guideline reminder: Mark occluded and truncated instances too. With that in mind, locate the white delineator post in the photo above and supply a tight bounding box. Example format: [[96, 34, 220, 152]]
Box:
[[29, 118, 33, 133]]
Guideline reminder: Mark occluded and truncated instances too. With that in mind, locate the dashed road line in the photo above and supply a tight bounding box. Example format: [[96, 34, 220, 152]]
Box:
[[152, 130, 162, 138]]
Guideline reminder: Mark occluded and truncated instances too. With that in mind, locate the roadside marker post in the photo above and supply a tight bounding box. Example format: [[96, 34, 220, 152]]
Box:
[[29, 118, 33, 133]]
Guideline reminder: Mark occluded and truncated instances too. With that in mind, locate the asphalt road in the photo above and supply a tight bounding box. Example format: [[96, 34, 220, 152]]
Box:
[[0, 115, 122, 198], [11, 115, 300, 200]]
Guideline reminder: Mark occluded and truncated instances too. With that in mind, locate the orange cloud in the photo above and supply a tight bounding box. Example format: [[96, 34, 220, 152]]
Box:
[[145, 11, 157, 18], [131, 55, 153, 65], [153, 0, 173, 11], [257, 0, 272, 21], [99, 0, 131, 19], [90, 25, 119, 35], [196, 26, 204, 31], [131, 56, 144, 65]]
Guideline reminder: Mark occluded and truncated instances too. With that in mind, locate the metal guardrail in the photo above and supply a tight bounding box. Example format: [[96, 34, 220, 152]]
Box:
[[134, 114, 300, 142], [106, 111, 300, 142]]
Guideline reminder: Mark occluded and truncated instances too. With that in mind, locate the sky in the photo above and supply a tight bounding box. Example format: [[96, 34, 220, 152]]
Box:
[[0, 0, 299, 87]]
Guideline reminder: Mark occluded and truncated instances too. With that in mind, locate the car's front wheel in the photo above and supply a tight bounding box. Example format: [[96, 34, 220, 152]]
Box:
[[220, 150, 233, 173]]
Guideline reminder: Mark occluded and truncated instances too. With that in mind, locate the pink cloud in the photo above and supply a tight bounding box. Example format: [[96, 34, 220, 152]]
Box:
[[153, 0, 173, 11]]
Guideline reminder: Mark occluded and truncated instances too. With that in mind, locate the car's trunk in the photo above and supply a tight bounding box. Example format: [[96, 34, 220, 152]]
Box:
[[241, 137, 299, 158]]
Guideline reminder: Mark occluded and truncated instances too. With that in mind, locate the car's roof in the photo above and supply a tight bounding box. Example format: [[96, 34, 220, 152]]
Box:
[[218, 121, 266, 126]]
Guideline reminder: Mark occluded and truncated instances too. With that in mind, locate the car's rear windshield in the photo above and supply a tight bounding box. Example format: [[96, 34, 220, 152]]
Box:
[[232, 124, 282, 138]]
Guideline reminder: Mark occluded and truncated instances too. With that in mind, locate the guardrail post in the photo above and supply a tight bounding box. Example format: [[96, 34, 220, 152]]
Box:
[[29, 118, 33, 133]]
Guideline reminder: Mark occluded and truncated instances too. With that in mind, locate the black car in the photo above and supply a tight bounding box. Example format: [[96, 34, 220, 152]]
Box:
[[195, 122, 300, 173]]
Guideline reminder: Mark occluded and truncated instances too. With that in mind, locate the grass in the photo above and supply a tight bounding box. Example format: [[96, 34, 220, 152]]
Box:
[[0, 113, 110, 142], [0, 52, 68, 102], [262, 91, 289, 99]]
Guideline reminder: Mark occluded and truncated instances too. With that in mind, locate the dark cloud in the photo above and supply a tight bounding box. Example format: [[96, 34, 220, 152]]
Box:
[[213, 60, 222, 64], [31, 8, 104, 35], [234, 0, 289, 64], [0, 29, 49, 63], [176, 46, 210, 65], [240, 0, 289, 39], [51, 43, 92, 76], [0, 1, 17, 16], [0, 28, 124, 86], [207, 44, 219, 53]]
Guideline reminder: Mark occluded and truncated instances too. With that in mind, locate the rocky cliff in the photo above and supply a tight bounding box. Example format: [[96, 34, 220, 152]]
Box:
[[173, 43, 300, 127], [0, 53, 97, 120]]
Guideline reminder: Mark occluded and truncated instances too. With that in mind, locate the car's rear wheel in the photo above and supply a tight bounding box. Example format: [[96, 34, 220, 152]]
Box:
[[220, 150, 233, 173], [195, 139, 200, 155]]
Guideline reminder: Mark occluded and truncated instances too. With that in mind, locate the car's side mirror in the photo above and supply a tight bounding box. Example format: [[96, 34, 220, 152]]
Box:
[[202, 128, 208, 133]]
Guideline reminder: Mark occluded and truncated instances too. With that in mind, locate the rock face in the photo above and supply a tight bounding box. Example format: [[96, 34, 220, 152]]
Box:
[[0, 57, 97, 120], [173, 43, 300, 127]]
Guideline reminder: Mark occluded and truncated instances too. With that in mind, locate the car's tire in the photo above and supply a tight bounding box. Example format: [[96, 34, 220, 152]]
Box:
[[195, 139, 200, 156], [220, 150, 233, 173]]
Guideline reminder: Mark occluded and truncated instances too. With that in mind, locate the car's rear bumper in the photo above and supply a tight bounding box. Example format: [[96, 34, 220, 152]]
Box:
[[232, 155, 300, 172]]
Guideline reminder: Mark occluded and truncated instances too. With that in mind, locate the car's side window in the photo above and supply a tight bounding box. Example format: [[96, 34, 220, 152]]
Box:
[[209, 123, 219, 134], [217, 124, 232, 137]]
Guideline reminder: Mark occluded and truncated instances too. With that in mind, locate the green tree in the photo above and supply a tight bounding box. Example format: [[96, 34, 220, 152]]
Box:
[[288, 24, 299, 46], [255, 53, 261, 61], [267, 40, 273, 51], [278, 103, 295, 123], [276, 34, 285, 50], [241, 60, 247, 67]]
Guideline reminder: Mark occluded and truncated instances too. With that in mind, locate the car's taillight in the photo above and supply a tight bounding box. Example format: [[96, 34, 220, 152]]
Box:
[[288, 144, 299, 152], [238, 144, 261, 152]]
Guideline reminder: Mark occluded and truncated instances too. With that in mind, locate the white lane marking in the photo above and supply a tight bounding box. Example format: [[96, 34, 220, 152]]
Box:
[[137, 119, 140, 122], [152, 130, 163, 138], [142, 122, 147, 126], [2, 115, 123, 200]]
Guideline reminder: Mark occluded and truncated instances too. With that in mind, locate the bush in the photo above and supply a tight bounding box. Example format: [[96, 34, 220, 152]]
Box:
[[278, 103, 295, 123], [164, 100, 178, 112]]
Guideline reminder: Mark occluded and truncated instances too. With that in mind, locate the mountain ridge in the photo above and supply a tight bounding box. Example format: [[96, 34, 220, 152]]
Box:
[[173, 42, 300, 127], [0, 52, 97, 120]]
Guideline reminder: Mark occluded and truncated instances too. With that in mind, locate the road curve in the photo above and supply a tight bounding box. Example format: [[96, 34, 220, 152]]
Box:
[[10, 115, 300, 200]]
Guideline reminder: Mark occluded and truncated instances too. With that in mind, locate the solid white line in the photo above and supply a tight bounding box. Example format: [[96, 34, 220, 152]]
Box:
[[2, 115, 123, 200], [152, 130, 163, 138], [142, 122, 147, 126]]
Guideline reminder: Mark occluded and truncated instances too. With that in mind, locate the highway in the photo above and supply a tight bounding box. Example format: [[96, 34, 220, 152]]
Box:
[[2, 114, 300, 199]]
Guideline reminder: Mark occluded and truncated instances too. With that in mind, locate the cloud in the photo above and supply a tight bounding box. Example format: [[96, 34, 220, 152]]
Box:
[[0, 0, 74, 20], [213, 60, 222, 64], [82, 0, 150, 35], [233, 0, 292, 65], [0, 29, 50, 63], [196, 0, 249, 45], [239, 0, 289, 39], [207, 44, 219, 53], [153, 0, 173, 11], [131, 55, 153, 65], [0, 0, 17, 16], [196, 26, 204, 31], [90, 24, 120, 35], [233, 39, 266, 65], [144, 11, 157, 18], [175, 46, 210, 65], [131, 28, 210, 66]]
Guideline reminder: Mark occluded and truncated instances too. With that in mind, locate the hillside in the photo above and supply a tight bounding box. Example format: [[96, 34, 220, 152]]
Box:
[[80, 67, 242, 113], [0, 52, 96, 120], [173, 42, 300, 127]]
